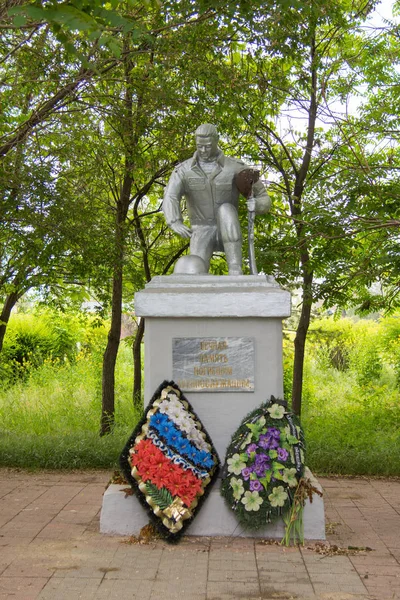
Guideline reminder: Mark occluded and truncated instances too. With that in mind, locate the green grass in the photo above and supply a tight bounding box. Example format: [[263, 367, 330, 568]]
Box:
[[0, 346, 140, 470], [1, 338, 399, 475], [301, 361, 400, 476]]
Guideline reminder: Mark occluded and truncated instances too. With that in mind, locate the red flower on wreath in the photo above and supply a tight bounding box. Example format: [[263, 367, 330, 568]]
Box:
[[178, 487, 196, 506], [131, 438, 204, 507]]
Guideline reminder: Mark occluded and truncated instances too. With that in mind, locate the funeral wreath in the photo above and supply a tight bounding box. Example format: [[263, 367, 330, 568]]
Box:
[[221, 397, 306, 531], [120, 381, 219, 541]]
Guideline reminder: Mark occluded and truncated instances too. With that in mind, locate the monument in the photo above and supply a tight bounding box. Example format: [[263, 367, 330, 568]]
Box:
[[100, 124, 325, 540], [163, 123, 270, 275]]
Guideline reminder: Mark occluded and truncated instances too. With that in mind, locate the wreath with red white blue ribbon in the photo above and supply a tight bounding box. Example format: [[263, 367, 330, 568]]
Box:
[[120, 381, 219, 541]]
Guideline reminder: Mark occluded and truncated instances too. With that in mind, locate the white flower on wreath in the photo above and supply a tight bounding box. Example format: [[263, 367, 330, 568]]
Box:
[[158, 396, 211, 452], [241, 490, 263, 511], [227, 453, 247, 475], [230, 477, 245, 500], [158, 399, 169, 414], [196, 438, 210, 452], [159, 400, 195, 431], [268, 486, 288, 507], [240, 432, 253, 450], [187, 427, 210, 451], [167, 396, 184, 412], [267, 403, 286, 419], [282, 467, 298, 488], [178, 414, 192, 430]]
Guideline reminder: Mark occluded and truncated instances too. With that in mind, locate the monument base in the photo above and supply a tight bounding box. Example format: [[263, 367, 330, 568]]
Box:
[[100, 468, 325, 541], [135, 274, 291, 459], [103, 276, 326, 541]]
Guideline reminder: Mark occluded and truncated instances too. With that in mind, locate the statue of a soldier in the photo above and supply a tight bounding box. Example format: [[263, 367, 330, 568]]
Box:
[[163, 123, 271, 275]]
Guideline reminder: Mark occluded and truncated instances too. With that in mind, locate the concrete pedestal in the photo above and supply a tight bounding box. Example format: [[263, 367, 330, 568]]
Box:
[[100, 274, 325, 539], [134, 274, 291, 460], [100, 469, 325, 540]]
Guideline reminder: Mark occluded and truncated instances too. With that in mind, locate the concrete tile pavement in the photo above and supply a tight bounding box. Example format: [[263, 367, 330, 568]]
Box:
[[0, 469, 399, 600]]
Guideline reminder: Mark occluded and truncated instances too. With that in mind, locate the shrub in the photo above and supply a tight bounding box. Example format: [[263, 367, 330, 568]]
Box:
[[0, 308, 108, 385], [308, 318, 356, 372], [379, 314, 400, 387], [349, 320, 382, 386]]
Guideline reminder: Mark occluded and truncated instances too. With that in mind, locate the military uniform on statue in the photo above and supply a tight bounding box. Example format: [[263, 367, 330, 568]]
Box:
[[162, 123, 270, 275]]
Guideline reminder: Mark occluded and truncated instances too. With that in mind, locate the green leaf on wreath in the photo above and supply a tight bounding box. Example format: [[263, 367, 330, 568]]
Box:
[[246, 422, 264, 438], [269, 450, 278, 459], [145, 482, 174, 510], [239, 452, 249, 462], [273, 462, 286, 471], [260, 471, 272, 489], [286, 434, 299, 445]]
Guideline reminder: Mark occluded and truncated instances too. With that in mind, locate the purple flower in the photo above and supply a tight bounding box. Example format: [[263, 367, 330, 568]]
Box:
[[258, 434, 270, 449], [254, 462, 271, 477], [250, 480, 263, 492], [246, 443, 258, 454], [277, 448, 289, 461], [268, 427, 281, 439], [255, 453, 270, 465], [268, 437, 279, 450], [241, 467, 253, 480], [259, 433, 280, 450]]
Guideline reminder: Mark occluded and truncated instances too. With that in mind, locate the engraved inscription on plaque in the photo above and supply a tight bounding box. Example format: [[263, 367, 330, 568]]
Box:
[[173, 337, 255, 392]]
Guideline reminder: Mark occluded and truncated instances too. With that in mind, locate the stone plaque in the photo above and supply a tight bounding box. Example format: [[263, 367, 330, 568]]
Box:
[[172, 337, 255, 392]]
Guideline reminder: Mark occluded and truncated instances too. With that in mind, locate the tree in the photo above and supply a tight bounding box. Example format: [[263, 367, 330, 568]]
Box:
[[210, 0, 381, 414]]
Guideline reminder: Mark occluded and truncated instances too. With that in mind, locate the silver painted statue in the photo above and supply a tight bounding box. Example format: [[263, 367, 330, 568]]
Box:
[[163, 123, 271, 275]]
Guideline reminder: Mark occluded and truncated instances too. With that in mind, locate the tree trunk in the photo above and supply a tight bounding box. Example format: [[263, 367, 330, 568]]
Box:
[[0, 291, 20, 353], [290, 35, 317, 416], [100, 197, 131, 435], [291, 269, 313, 416], [100, 240, 124, 436], [132, 317, 145, 409], [100, 36, 134, 436]]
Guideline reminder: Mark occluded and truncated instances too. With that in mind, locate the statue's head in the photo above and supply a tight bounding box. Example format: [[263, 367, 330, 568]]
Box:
[[195, 123, 219, 162]]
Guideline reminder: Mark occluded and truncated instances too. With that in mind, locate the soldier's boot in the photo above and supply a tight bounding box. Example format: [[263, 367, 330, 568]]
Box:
[[224, 241, 243, 275]]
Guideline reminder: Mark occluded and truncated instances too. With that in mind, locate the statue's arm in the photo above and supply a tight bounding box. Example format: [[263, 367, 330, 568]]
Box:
[[253, 179, 271, 215], [163, 168, 192, 238]]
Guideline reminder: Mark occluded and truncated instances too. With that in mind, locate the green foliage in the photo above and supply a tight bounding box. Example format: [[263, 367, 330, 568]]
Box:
[[0, 341, 138, 469], [0, 308, 108, 385], [379, 314, 400, 385], [0, 310, 399, 474], [297, 315, 400, 475], [306, 317, 384, 385], [145, 482, 174, 509], [308, 318, 355, 372], [7, 0, 161, 60], [282, 332, 294, 402]]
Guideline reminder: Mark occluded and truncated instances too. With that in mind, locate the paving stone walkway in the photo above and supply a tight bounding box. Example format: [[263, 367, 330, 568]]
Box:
[[0, 470, 399, 600]]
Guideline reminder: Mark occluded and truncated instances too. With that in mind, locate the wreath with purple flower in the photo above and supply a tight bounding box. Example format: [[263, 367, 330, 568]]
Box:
[[221, 397, 305, 530]]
